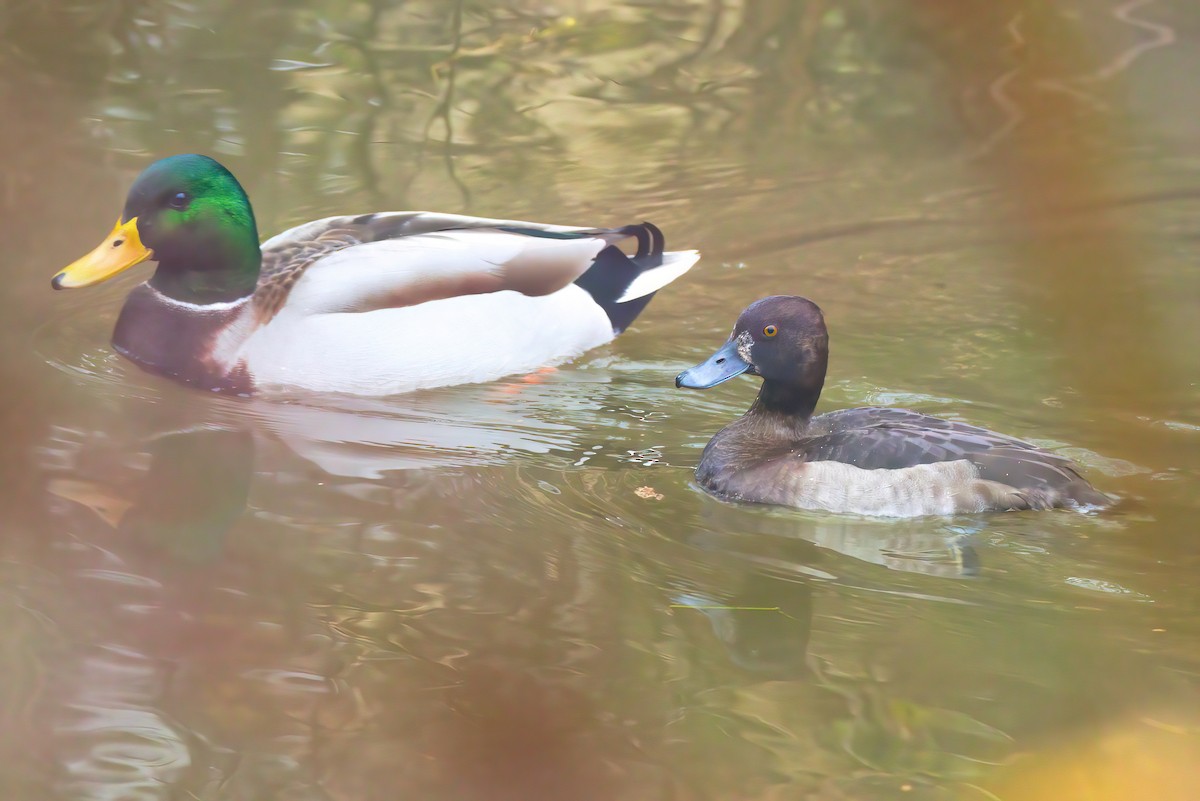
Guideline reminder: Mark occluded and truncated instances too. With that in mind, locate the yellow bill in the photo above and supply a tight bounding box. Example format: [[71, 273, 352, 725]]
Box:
[[52, 217, 153, 289]]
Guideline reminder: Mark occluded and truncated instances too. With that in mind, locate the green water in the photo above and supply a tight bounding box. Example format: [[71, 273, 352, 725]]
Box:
[[1, 2, 1199, 799]]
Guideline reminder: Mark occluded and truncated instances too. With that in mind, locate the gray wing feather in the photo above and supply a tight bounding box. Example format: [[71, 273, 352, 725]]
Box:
[[804, 407, 1103, 502]]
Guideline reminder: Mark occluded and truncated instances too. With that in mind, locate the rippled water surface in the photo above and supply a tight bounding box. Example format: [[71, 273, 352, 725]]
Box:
[[2, 2, 1200, 799]]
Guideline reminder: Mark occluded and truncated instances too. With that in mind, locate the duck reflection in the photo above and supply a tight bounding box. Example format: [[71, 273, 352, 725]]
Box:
[[31, 413, 708, 800], [246, 380, 583, 478], [48, 426, 254, 564], [662, 493, 980, 680], [657, 520, 1017, 790], [657, 525, 822, 679], [672, 573, 813, 678], [38, 424, 260, 799], [695, 495, 982, 578], [29, 378, 984, 801]]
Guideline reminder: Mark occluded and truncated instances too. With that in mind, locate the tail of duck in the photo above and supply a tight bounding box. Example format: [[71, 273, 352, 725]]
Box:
[[573, 222, 700, 334]]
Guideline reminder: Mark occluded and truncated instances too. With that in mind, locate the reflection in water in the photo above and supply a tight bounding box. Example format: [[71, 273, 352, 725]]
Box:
[[4, 1, 1200, 799], [42, 427, 254, 798], [672, 572, 813, 679], [50, 427, 253, 561], [248, 384, 584, 477], [695, 498, 982, 579], [52, 644, 193, 801], [28, 414, 1016, 799]]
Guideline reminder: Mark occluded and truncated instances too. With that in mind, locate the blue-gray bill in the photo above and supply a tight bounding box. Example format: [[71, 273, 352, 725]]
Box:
[[676, 340, 750, 389]]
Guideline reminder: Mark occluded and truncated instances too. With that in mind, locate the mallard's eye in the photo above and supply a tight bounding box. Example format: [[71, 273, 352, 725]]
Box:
[[763, 324, 778, 337], [168, 192, 190, 210]]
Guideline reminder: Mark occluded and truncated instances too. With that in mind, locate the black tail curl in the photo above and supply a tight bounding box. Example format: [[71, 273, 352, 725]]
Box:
[[575, 221, 670, 334], [612, 221, 664, 266]]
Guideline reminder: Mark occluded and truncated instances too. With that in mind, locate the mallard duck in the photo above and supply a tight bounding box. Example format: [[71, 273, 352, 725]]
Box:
[[52, 154, 698, 396], [676, 296, 1111, 516]]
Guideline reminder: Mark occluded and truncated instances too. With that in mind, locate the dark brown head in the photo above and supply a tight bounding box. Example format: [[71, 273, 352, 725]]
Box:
[[676, 296, 829, 417]]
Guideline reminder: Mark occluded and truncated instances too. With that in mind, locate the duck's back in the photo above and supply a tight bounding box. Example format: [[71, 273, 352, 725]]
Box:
[[235, 212, 697, 395], [813, 407, 1109, 510], [699, 406, 1109, 516]]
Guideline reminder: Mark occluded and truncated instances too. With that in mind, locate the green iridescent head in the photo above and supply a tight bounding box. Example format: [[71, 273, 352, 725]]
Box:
[[53, 154, 262, 304]]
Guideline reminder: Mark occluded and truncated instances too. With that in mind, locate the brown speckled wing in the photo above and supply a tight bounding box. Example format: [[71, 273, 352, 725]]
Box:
[[255, 226, 365, 319], [252, 212, 622, 322]]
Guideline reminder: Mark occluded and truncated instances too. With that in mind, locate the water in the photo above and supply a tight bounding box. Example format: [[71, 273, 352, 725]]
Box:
[[2, 2, 1199, 799]]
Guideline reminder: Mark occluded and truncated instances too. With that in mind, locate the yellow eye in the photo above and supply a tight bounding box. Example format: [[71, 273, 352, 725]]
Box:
[[763, 325, 778, 337]]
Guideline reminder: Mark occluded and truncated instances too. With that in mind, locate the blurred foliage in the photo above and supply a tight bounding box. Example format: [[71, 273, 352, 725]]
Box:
[[984, 715, 1200, 801], [6, 0, 1177, 213]]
